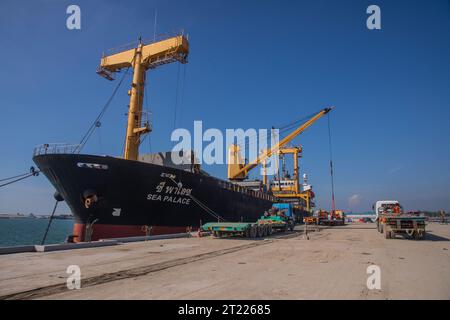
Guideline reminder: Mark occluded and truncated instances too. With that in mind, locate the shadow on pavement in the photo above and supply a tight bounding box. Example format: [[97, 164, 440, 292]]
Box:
[[424, 233, 450, 242]]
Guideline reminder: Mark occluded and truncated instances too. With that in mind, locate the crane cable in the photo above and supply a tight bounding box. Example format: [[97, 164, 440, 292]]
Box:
[[172, 63, 188, 134], [0, 167, 40, 188], [179, 63, 188, 127], [172, 63, 181, 131], [327, 112, 336, 214], [277, 111, 321, 133], [235, 110, 320, 152], [76, 63, 133, 154]]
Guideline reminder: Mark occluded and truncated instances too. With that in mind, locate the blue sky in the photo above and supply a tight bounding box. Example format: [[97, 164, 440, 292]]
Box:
[[0, 0, 449, 214]]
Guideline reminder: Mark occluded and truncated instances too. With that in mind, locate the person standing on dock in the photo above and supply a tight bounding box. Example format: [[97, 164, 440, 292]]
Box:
[[440, 210, 447, 224]]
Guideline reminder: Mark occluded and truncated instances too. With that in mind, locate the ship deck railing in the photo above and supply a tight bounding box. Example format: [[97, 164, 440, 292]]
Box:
[[33, 143, 82, 156]]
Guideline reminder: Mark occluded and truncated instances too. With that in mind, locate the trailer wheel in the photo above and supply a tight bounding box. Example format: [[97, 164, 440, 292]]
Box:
[[257, 226, 263, 238], [289, 221, 295, 231], [260, 225, 266, 237], [254, 226, 259, 238], [250, 226, 257, 238], [267, 226, 273, 236], [244, 228, 250, 238]]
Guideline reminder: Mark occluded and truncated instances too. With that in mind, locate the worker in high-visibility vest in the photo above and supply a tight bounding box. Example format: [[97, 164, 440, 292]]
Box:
[[441, 210, 446, 224], [393, 204, 401, 215]]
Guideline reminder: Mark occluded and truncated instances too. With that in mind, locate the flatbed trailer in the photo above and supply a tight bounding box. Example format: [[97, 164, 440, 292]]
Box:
[[202, 216, 293, 239], [320, 218, 345, 226], [377, 214, 426, 240], [303, 217, 344, 226], [307, 209, 345, 226]]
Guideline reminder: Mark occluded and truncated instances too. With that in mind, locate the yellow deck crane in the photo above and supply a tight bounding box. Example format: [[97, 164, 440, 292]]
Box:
[[228, 107, 333, 210], [97, 35, 189, 160]]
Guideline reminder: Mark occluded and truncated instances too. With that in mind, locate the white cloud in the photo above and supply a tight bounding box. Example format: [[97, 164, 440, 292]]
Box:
[[348, 194, 362, 209], [388, 165, 404, 174]]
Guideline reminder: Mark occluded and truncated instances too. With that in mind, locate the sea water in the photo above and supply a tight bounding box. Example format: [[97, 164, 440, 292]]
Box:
[[0, 219, 73, 247]]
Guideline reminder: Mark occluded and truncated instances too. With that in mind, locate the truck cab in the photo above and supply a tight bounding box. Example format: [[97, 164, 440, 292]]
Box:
[[272, 203, 296, 230], [373, 200, 401, 220]]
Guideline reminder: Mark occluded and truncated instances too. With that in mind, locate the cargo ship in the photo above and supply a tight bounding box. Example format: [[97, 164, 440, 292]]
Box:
[[33, 34, 327, 242]]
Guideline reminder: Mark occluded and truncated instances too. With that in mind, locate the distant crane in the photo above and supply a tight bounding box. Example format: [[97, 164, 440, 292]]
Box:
[[228, 107, 332, 182], [227, 107, 332, 211]]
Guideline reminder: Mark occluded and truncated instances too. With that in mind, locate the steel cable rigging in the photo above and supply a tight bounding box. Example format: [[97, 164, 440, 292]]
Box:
[[0, 167, 40, 188], [235, 109, 322, 159], [76, 64, 133, 154], [327, 112, 336, 213]]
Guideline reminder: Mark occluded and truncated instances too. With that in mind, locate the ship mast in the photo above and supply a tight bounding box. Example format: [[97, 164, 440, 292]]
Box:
[[97, 34, 189, 160]]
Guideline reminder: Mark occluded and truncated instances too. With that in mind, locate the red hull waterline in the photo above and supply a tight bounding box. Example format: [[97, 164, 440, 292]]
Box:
[[72, 223, 193, 242]]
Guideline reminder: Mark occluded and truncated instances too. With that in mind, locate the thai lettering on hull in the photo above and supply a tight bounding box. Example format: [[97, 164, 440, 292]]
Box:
[[146, 179, 192, 205]]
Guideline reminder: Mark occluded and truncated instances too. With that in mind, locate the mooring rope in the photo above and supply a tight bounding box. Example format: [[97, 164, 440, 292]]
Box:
[[0, 167, 40, 188], [40, 200, 59, 245]]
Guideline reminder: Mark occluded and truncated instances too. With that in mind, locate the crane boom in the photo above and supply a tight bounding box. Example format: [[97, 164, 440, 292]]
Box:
[[228, 107, 332, 180], [99, 36, 189, 73], [97, 35, 189, 161]]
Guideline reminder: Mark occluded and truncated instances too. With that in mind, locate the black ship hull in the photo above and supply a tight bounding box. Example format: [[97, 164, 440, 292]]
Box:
[[33, 154, 277, 241]]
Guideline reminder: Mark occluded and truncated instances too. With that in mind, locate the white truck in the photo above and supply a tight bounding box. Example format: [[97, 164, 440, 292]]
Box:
[[374, 200, 400, 220], [373, 200, 426, 240]]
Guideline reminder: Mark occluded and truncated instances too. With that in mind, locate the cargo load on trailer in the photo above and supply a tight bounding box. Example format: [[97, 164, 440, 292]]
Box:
[[303, 209, 345, 226]]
